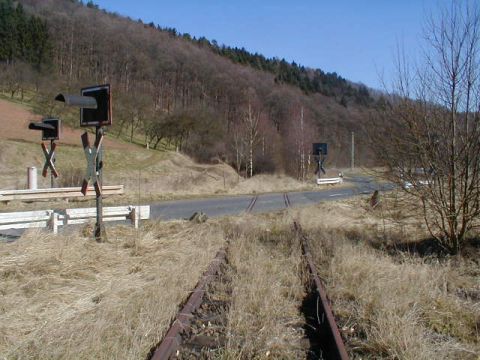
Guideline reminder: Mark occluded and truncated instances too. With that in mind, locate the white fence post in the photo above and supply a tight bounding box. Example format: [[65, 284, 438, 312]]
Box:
[[27, 167, 37, 190], [49, 211, 59, 234]]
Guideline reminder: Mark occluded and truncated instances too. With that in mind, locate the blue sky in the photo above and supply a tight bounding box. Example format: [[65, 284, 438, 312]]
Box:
[[92, 0, 449, 90]]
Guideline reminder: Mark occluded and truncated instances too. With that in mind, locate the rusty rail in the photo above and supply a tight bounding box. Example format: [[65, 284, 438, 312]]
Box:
[[283, 192, 348, 359], [245, 194, 258, 213], [148, 248, 227, 360], [294, 221, 349, 360]]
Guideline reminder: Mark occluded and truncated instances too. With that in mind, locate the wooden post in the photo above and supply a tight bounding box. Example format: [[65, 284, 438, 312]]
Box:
[[131, 206, 139, 229]]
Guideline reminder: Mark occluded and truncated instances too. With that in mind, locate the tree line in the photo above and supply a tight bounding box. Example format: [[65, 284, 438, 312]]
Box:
[[0, 0, 50, 69], [134, 8, 373, 106]]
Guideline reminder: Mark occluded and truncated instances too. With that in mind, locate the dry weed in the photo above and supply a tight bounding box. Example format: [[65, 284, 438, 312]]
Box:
[[0, 220, 225, 359], [300, 198, 480, 359]]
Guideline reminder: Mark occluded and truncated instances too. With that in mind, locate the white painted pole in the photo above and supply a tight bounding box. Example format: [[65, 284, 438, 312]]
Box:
[[27, 167, 37, 190]]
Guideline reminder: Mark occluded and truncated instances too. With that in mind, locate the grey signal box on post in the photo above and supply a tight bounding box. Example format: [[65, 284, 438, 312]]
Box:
[[28, 118, 61, 141], [55, 84, 112, 243], [81, 84, 112, 127], [312, 143, 328, 156], [55, 84, 112, 127]]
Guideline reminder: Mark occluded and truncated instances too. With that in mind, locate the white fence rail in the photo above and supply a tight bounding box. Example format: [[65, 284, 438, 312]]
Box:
[[0, 205, 150, 234], [316, 177, 343, 185], [0, 210, 53, 231], [0, 185, 124, 202]]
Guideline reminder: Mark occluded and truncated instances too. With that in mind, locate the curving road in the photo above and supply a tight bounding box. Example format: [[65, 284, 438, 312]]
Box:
[[151, 175, 391, 221], [0, 175, 391, 240]]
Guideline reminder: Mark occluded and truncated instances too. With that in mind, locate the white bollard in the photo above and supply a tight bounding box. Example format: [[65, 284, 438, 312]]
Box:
[[27, 167, 37, 190]]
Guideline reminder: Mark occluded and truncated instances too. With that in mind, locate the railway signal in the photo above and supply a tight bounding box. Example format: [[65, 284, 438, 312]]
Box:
[[80, 84, 112, 127], [312, 142, 328, 157], [312, 142, 328, 178], [28, 118, 61, 187], [55, 84, 112, 242]]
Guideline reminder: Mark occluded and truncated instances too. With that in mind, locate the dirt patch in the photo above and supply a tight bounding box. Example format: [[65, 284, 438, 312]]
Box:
[[0, 98, 136, 150]]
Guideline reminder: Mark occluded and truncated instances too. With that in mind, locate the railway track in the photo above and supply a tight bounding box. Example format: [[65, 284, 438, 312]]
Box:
[[283, 192, 348, 359], [294, 229, 349, 359], [149, 196, 260, 359], [245, 194, 258, 213], [150, 193, 348, 360], [148, 248, 228, 359], [283, 192, 291, 208]]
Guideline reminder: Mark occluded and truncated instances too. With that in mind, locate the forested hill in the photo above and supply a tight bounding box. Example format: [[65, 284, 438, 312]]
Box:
[[0, 0, 50, 68], [160, 29, 372, 105], [0, 0, 377, 177], [79, 1, 372, 105]]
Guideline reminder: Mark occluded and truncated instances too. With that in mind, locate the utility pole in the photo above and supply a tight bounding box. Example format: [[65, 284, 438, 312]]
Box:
[[300, 106, 305, 181], [351, 131, 355, 170]]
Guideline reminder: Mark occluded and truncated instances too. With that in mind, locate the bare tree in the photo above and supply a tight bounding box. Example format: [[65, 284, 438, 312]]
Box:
[[231, 120, 246, 179], [283, 104, 316, 180], [374, 1, 480, 254], [297, 107, 306, 181], [242, 91, 261, 178]]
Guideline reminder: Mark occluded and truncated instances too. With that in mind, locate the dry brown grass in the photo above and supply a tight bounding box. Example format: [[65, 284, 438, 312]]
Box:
[[291, 190, 427, 244], [218, 215, 307, 359], [227, 174, 315, 195], [0, 220, 225, 359], [295, 195, 480, 359], [89, 153, 337, 202], [7, 171, 473, 360], [317, 235, 479, 359]]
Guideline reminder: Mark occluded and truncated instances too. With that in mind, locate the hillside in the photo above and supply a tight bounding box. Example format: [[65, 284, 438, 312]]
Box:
[[0, 97, 329, 207], [0, 98, 134, 149], [1, 0, 377, 179]]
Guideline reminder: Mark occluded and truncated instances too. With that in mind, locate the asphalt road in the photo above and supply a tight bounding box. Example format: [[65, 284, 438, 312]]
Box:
[[0, 175, 391, 240], [151, 175, 391, 221]]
